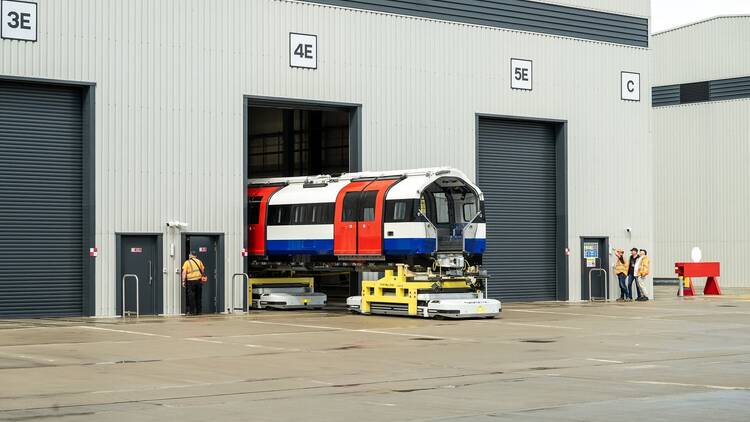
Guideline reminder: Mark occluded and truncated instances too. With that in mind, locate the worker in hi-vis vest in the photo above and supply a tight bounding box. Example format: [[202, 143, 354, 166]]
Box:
[[181, 251, 206, 315]]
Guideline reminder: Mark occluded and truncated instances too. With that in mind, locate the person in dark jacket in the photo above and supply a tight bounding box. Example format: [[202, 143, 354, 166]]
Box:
[[627, 248, 643, 301]]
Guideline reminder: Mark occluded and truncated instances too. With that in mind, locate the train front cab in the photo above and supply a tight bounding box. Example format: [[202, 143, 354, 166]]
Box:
[[382, 175, 486, 264]]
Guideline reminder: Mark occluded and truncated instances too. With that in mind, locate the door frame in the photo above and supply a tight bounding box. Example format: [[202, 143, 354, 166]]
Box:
[[243, 96, 363, 274], [474, 113, 569, 301], [0, 75, 97, 316], [115, 233, 164, 315], [180, 233, 225, 313], [579, 236, 610, 300]]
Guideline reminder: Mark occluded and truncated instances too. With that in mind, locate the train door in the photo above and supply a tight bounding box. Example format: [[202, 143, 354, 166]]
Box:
[[334, 181, 370, 255], [357, 179, 399, 255], [248, 186, 283, 255]]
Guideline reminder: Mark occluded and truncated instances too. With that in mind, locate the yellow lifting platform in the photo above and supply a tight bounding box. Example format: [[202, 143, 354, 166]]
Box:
[[347, 264, 501, 319]]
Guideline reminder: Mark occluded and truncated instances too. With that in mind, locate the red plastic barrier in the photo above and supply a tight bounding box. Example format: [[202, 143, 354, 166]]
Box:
[[674, 262, 721, 296]]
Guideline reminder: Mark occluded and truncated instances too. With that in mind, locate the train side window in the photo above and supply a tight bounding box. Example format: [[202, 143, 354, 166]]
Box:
[[248, 196, 262, 224], [360, 190, 377, 221], [268, 205, 291, 225], [386, 199, 418, 222], [309, 203, 334, 224], [342, 192, 359, 222], [291, 205, 306, 225], [393, 202, 406, 221]]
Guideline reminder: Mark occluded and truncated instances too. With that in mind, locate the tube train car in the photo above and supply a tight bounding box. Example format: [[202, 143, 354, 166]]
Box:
[[247, 168, 486, 271]]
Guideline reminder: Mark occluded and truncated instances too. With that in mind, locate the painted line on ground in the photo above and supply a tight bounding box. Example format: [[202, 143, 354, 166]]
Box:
[[185, 337, 224, 344], [507, 309, 640, 320], [76, 326, 172, 338], [0, 351, 55, 363], [505, 322, 583, 330], [245, 320, 470, 341], [587, 358, 624, 364], [628, 380, 749, 390], [245, 344, 301, 352]]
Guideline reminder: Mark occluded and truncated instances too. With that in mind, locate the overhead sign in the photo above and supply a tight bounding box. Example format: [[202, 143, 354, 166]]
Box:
[[1, 0, 37, 42], [289, 32, 317, 69], [621, 71, 640, 101], [511, 58, 533, 91]]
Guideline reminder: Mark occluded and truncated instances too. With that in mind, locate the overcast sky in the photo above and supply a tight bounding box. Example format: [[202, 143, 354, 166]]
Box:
[[651, 0, 750, 32]]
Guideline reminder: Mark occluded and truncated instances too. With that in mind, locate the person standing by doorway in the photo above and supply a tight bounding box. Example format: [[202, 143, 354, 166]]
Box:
[[627, 248, 642, 301], [614, 249, 629, 301], [181, 251, 206, 315], [635, 249, 650, 301]]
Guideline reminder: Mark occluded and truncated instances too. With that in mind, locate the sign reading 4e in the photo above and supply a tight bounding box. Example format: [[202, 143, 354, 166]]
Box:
[[511, 58, 533, 91], [289, 32, 317, 69], [1, 0, 37, 42]]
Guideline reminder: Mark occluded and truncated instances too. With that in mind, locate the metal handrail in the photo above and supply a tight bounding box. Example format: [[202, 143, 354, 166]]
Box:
[[230, 273, 249, 313], [418, 211, 440, 252], [462, 211, 483, 251], [122, 274, 139, 317], [588, 268, 608, 301]]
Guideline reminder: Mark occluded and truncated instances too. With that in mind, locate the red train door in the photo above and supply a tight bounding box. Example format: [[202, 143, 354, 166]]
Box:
[[334, 181, 370, 255], [357, 179, 399, 255], [247, 185, 283, 255]]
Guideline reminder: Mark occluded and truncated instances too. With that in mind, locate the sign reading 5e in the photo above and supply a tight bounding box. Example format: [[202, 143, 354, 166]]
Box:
[[1, 0, 37, 42], [289, 32, 317, 69], [511, 58, 532, 91]]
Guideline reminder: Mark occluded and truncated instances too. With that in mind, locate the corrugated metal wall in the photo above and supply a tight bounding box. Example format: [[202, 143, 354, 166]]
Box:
[[653, 17, 750, 288], [653, 16, 750, 85], [653, 101, 750, 287], [0, 0, 651, 313]]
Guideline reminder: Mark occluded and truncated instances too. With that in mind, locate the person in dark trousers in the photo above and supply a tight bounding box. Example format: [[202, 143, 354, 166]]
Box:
[[627, 248, 643, 301], [614, 248, 629, 301], [181, 251, 206, 315]]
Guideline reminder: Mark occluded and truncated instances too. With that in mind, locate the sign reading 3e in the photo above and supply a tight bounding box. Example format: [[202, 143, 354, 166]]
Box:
[[1, 0, 37, 42], [621, 71, 640, 101], [289, 32, 317, 69], [511, 58, 533, 91]]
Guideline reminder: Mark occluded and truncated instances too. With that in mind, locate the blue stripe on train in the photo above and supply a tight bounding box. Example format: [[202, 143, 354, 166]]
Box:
[[266, 239, 334, 255], [266, 237, 485, 256], [383, 238, 437, 255], [464, 238, 486, 254]]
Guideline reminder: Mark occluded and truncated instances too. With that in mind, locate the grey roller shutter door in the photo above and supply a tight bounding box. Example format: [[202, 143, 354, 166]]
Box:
[[0, 81, 84, 317], [477, 118, 557, 301]]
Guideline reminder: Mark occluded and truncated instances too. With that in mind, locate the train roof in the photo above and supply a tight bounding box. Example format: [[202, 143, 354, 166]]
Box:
[[268, 179, 349, 205], [249, 167, 483, 201]]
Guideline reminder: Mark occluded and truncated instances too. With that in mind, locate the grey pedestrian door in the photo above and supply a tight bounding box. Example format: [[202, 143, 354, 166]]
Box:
[[119, 236, 161, 315], [0, 81, 86, 317], [186, 235, 219, 314], [477, 117, 560, 302], [581, 237, 609, 300]]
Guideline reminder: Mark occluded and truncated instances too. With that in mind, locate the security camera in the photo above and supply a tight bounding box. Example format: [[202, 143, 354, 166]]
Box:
[[166, 221, 189, 228], [625, 227, 632, 233]]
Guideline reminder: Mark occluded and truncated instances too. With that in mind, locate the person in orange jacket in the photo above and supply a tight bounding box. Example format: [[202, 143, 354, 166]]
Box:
[[635, 249, 650, 301], [614, 249, 629, 301]]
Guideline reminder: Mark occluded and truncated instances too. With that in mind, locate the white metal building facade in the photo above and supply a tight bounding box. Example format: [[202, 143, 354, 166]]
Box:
[[652, 16, 750, 287], [0, 0, 652, 317]]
